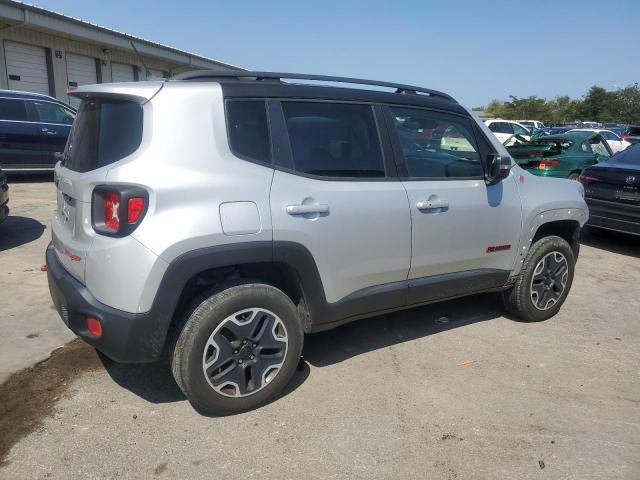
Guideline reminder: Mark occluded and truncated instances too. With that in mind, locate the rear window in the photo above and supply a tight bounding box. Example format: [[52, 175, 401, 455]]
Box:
[[0, 98, 28, 121], [226, 100, 271, 163], [62, 98, 143, 172]]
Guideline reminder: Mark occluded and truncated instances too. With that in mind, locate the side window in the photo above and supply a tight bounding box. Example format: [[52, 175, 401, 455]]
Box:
[[0, 98, 28, 121], [602, 131, 617, 141], [32, 101, 75, 124], [591, 140, 610, 157], [487, 122, 498, 132], [495, 122, 514, 134], [580, 142, 593, 153], [512, 123, 529, 136], [390, 107, 483, 178], [226, 100, 271, 164], [281, 102, 384, 178]]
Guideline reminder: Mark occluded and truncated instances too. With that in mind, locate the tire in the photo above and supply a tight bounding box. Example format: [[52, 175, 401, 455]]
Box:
[[502, 235, 575, 322], [172, 282, 303, 416]]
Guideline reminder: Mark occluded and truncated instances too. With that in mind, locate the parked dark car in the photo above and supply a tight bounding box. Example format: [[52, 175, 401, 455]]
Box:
[[579, 143, 640, 235], [621, 125, 640, 145], [0, 166, 8, 224], [0, 90, 75, 172]]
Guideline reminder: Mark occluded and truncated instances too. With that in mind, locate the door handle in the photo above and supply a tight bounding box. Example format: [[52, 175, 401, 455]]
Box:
[[416, 199, 449, 210], [286, 204, 330, 215], [41, 128, 57, 135]]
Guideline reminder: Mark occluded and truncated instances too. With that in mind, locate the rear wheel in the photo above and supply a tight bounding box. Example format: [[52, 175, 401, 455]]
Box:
[[502, 235, 575, 322], [172, 283, 304, 415]]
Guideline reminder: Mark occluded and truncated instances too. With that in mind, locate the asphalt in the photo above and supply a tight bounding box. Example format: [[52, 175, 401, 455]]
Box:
[[0, 179, 638, 480]]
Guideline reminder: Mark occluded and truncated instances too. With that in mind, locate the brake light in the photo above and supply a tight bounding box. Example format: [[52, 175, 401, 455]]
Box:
[[539, 159, 560, 170], [621, 132, 629, 141], [92, 186, 148, 237], [104, 192, 120, 231], [127, 197, 145, 224], [578, 174, 598, 185]]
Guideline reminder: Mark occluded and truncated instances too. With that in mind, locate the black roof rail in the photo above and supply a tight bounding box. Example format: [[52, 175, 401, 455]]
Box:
[[173, 70, 456, 102]]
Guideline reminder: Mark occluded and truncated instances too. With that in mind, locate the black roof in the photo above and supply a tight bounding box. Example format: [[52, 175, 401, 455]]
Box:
[[174, 71, 466, 114]]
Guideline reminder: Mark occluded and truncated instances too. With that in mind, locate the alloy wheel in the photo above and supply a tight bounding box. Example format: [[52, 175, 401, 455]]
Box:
[[202, 308, 288, 397], [530, 251, 569, 310]]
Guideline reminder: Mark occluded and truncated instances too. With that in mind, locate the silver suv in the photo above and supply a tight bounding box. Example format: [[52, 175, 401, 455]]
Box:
[[46, 72, 588, 415]]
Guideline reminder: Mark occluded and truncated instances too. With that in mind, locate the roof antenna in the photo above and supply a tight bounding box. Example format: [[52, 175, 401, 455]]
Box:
[[130, 41, 149, 80]]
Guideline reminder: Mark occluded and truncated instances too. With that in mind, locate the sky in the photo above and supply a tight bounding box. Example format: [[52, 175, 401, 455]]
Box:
[[33, 0, 639, 107]]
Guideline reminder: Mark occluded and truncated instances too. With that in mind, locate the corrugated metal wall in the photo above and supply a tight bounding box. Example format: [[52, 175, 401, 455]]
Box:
[[0, 27, 179, 104]]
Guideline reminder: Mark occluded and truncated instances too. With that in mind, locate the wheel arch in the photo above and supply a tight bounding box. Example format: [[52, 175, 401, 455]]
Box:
[[153, 242, 327, 356]]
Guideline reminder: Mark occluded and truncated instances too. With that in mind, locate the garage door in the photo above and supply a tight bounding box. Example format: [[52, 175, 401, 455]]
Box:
[[111, 62, 136, 82], [147, 68, 166, 79], [66, 53, 97, 107], [4, 41, 50, 95]]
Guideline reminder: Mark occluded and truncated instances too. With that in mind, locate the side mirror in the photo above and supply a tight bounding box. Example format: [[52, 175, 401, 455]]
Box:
[[54, 152, 64, 162], [485, 153, 512, 185]]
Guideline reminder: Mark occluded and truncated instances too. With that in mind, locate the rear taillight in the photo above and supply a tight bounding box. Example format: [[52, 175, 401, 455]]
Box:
[[92, 186, 148, 237], [578, 173, 598, 185], [621, 132, 629, 141], [539, 159, 560, 170], [104, 191, 120, 231]]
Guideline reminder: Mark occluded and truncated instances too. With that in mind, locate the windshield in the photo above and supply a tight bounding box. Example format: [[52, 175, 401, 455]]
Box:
[[62, 98, 143, 173]]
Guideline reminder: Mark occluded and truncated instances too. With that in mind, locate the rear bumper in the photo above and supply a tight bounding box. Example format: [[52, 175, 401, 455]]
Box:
[[46, 243, 165, 363], [585, 197, 640, 235]]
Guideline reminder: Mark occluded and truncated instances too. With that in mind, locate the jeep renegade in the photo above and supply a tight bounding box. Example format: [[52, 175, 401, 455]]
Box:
[[47, 72, 588, 415]]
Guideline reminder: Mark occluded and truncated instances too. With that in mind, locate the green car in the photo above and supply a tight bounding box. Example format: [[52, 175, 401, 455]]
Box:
[[506, 131, 613, 179]]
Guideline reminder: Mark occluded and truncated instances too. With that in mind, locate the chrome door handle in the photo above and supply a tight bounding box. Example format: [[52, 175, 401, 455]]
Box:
[[41, 128, 57, 135], [416, 199, 449, 210], [286, 204, 330, 215]]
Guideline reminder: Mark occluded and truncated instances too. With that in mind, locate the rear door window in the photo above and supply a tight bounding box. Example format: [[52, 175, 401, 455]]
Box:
[[281, 102, 385, 178], [63, 98, 143, 172], [0, 98, 28, 121]]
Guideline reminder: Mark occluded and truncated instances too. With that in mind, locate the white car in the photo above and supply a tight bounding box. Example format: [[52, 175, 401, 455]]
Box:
[[484, 119, 531, 145], [567, 128, 630, 153], [519, 120, 546, 130]]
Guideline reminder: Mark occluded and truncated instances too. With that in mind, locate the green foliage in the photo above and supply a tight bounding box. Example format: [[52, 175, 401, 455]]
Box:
[[484, 83, 640, 124]]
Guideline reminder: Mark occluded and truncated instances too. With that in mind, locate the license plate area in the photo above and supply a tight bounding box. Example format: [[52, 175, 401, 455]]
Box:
[[615, 186, 639, 201]]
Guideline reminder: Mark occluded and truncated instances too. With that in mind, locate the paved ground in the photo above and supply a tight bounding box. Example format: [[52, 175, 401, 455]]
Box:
[[1, 179, 639, 480], [0, 177, 74, 385]]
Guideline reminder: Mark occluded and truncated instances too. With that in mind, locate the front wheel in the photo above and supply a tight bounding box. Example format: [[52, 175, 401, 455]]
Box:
[[502, 235, 575, 322], [172, 283, 304, 415]]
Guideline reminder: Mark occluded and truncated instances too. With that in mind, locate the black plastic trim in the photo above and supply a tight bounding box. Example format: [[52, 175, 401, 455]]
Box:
[[47, 239, 511, 363], [91, 185, 149, 237]]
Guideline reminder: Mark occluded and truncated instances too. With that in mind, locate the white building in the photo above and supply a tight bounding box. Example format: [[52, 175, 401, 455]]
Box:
[[0, 0, 241, 106]]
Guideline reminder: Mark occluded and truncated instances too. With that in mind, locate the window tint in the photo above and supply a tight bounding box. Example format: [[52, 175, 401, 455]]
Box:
[[33, 101, 75, 124], [226, 100, 271, 163], [0, 98, 28, 121], [282, 102, 384, 177], [63, 98, 142, 173], [601, 131, 618, 140], [493, 122, 513, 134], [390, 107, 483, 178]]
